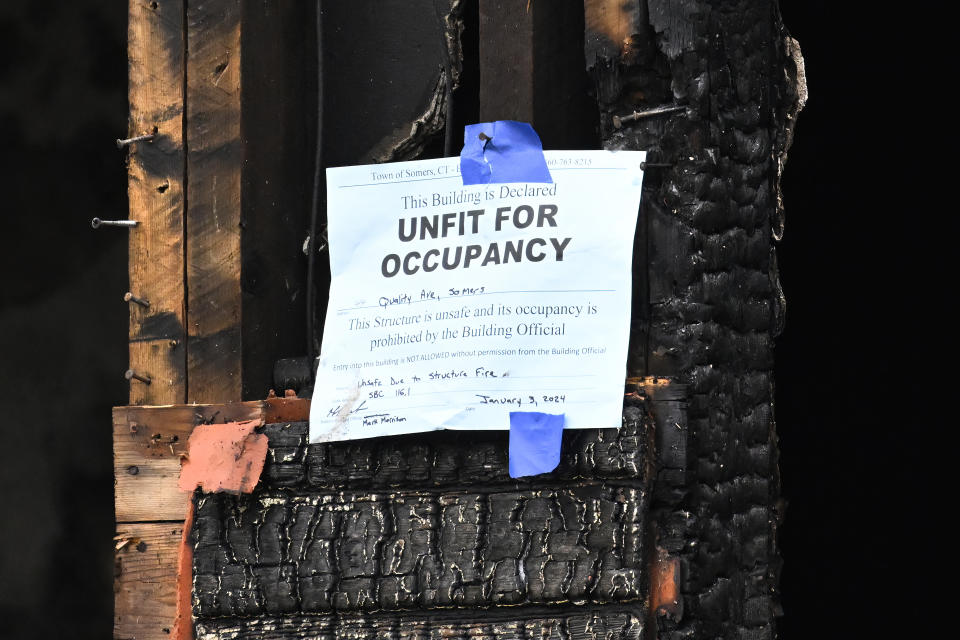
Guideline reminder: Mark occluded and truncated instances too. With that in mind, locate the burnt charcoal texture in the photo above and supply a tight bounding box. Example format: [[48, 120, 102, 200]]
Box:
[[193, 404, 661, 637], [590, 1, 801, 638], [195, 607, 644, 640], [258, 412, 651, 490]]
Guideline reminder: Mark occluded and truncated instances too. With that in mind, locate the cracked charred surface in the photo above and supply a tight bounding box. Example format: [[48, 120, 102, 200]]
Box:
[[196, 608, 645, 640], [192, 399, 660, 638], [589, 1, 803, 638]]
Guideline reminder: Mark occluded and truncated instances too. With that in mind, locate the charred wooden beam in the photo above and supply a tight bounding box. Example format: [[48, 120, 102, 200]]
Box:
[[195, 608, 646, 640], [193, 484, 650, 616], [191, 398, 661, 635], [588, 1, 803, 637]]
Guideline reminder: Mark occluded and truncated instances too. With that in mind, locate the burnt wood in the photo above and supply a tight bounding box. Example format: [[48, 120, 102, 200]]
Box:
[[195, 608, 645, 640], [321, 0, 464, 167], [192, 398, 662, 636], [588, 1, 802, 637]]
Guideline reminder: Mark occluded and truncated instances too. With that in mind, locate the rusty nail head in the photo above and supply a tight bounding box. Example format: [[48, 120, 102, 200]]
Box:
[[127, 465, 139, 475], [116, 133, 156, 149], [124, 292, 151, 308], [125, 369, 152, 385]]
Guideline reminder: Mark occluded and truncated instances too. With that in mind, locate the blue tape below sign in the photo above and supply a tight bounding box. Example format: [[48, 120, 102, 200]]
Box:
[[460, 121, 553, 185], [508, 411, 565, 478]]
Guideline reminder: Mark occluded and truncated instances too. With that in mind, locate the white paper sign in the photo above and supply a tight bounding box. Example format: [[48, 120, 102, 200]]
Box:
[[310, 150, 645, 443]]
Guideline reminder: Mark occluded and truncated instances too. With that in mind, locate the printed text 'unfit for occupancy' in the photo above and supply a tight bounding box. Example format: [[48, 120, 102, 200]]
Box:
[[381, 203, 572, 278]]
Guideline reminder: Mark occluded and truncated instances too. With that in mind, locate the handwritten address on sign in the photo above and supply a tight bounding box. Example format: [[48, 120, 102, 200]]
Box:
[[310, 150, 645, 443]]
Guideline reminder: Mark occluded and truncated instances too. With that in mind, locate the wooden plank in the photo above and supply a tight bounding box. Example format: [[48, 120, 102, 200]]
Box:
[[239, 0, 313, 399], [127, 0, 186, 406], [129, 339, 185, 405], [478, 0, 534, 124], [585, 0, 649, 377], [185, 0, 243, 403], [478, 0, 594, 149], [114, 522, 183, 640], [592, 1, 790, 634], [114, 399, 310, 523]]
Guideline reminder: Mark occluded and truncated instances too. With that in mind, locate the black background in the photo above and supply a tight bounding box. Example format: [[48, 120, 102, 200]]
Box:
[[0, 2, 934, 638]]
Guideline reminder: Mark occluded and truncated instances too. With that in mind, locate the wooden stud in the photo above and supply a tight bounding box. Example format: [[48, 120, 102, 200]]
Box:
[[127, 0, 187, 405], [185, 0, 244, 403], [114, 522, 183, 640], [238, 1, 314, 399]]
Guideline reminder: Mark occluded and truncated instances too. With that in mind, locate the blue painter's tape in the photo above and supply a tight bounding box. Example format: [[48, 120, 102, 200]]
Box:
[[508, 411, 565, 478], [460, 121, 553, 185]]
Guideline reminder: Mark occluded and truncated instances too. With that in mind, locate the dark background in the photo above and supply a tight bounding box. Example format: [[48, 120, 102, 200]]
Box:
[[0, 2, 932, 638]]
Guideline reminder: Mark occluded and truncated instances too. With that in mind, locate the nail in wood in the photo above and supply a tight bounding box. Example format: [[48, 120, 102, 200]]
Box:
[[125, 369, 151, 385], [124, 292, 151, 308], [116, 133, 155, 148], [640, 162, 674, 170], [91, 218, 138, 229], [613, 105, 687, 129]]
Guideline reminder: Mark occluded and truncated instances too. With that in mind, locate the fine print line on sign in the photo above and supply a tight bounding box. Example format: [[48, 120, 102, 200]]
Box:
[[339, 167, 632, 189], [310, 150, 645, 443]]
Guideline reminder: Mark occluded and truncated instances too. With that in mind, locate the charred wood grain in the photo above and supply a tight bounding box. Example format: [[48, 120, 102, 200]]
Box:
[[259, 402, 650, 490], [193, 483, 649, 617], [588, 0, 802, 637], [192, 401, 666, 630], [195, 607, 644, 639]]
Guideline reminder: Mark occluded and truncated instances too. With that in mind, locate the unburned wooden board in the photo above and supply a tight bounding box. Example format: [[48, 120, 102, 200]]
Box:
[[126, 0, 187, 406], [113, 398, 309, 523], [114, 522, 182, 640]]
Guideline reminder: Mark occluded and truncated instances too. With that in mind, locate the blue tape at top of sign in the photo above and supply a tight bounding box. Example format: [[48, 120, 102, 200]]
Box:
[[508, 411, 565, 478], [460, 121, 553, 185]]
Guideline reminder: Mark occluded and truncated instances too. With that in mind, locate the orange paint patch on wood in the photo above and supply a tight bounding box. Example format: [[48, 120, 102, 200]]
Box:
[[178, 419, 267, 494], [172, 500, 195, 640]]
